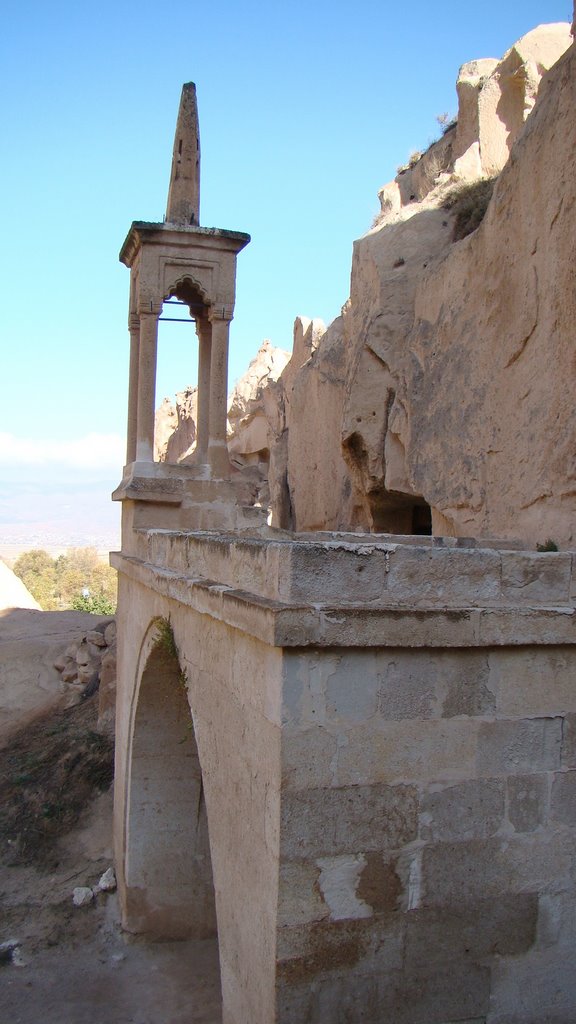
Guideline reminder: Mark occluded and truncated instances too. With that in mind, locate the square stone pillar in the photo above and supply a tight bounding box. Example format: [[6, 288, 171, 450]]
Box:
[[195, 316, 212, 463], [208, 314, 231, 478], [136, 309, 160, 462], [126, 313, 140, 463]]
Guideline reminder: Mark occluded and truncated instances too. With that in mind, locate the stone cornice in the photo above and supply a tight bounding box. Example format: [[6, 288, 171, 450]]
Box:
[[111, 551, 576, 650], [119, 220, 251, 267]]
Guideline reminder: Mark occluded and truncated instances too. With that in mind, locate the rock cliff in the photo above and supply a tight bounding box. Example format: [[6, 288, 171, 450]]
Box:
[[267, 21, 574, 544], [155, 340, 290, 504]]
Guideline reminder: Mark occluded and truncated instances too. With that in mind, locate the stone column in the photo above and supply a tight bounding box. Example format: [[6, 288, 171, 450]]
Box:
[[208, 314, 231, 478], [136, 309, 160, 462], [195, 317, 212, 462], [126, 313, 140, 464]]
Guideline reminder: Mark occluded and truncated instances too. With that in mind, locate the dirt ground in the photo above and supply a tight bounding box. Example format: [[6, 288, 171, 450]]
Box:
[[0, 609, 222, 1024], [0, 793, 222, 1023]]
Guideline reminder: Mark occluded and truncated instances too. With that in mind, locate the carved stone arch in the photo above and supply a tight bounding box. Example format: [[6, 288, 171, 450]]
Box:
[[163, 270, 213, 316], [122, 616, 217, 941]]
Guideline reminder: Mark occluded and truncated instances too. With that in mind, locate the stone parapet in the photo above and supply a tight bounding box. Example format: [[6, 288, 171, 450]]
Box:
[[127, 527, 576, 613], [111, 538, 576, 650]]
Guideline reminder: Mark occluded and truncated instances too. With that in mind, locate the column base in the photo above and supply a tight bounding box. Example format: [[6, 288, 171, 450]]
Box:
[[208, 441, 231, 479]]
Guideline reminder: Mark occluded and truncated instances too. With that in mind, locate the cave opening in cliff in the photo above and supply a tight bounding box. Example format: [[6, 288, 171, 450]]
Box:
[[411, 502, 432, 536]]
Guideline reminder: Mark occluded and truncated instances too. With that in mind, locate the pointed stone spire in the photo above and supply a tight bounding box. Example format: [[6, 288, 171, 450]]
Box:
[[165, 82, 200, 226]]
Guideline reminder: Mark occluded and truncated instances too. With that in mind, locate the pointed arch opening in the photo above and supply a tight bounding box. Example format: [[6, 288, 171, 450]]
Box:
[[154, 276, 212, 464], [123, 629, 216, 941]]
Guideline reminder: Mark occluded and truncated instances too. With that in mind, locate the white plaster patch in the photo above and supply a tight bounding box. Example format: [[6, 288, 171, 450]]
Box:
[[408, 850, 423, 910], [316, 854, 373, 921]]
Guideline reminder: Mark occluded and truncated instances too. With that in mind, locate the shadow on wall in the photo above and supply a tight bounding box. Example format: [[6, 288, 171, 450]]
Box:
[[123, 628, 218, 946]]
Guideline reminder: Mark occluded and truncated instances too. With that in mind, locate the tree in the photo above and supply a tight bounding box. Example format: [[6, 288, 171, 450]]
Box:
[[13, 548, 117, 613], [13, 549, 58, 609]]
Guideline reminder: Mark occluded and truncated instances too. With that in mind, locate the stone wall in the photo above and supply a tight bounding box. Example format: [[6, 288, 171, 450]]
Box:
[[278, 643, 576, 1023], [113, 532, 576, 1023]]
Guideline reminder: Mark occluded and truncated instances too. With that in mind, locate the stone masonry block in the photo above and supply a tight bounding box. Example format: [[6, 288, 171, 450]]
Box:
[[384, 546, 501, 607], [561, 713, 576, 768], [550, 770, 576, 826], [277, 972, 380, 1024], [277, 916, 404, 982], [421, 834, 572, 907], [489, 947, 576, 1024], [404, 895, 538, 968], [371, 652, 438, 721], [489, 648, 576, 718], [278, 861, 328, 927], [283, 545, 391, 604], [324, 652, 382, 725], [500, 552, 571, 605], [375, 961, 491, 1024], [507, 774, 548, 833], [280, 783, 418, 859], [337, 718, 480, 786], [420, 779, 505, 841], [476, 718, 561, 777], [281, 727, 338, 790], [280, 959, 490, 1024], [438, 650, 495, 718]]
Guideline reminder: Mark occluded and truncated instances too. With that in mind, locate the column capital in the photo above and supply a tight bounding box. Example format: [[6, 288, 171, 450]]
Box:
[[128, 313, 140, 331], [208, 304, 234, 323], [137, 300, 163, 317]]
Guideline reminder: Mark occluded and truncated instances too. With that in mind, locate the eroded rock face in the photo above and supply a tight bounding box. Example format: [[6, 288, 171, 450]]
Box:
[[0, 561, 40, 611], [227, 339, 290, 466], [154, 386, 197, 463], [266, 22, 574, 543], [154, 340, 289, 508], [408, 39, 576, 543], [267, 316, 364, 530]]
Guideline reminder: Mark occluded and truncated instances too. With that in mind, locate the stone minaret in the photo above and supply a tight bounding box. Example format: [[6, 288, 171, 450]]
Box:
[[165, 82, 200, 226]]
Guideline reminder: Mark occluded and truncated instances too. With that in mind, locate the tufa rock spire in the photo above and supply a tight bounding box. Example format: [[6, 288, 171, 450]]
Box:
[[165, 82, 200, 226]]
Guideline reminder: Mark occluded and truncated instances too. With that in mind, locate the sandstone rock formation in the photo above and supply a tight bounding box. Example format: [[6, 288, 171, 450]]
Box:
[[266, 22, 574, 544], [0, 609, 112, 743], [154, 386, 198, 463], [0, 560, 41, 611], [52, 617, 117, 733], [155, 340, 289, 506], [227, 339, 290, 468]]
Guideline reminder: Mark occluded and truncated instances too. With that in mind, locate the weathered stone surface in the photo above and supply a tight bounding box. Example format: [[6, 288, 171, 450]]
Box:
[[154, 386, 197, 463], [420, 779, 505, 841], [104, 620, 117, 646], [280, 783, 418, 859], [421, 834, 572, 906], [0, 561, 40, 611], [262, 25, 575, 545], [97, 867, 117, 891], [277, 916, 404, 977], [72, 886, 95, 907], [405, 895, 538, 966], [488, 648, 576, 718], [476, 717, 562, 777], [85, 629, 106, 647], [561, 713, 576, 768], [489, 947, 576, 1024], [278, 860, 328, 926], [507, 774, 548, 833], [550, 770, 576, 826]]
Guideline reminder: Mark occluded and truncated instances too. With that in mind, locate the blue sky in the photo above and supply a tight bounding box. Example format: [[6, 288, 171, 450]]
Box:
[[0, 0, 571, 548]]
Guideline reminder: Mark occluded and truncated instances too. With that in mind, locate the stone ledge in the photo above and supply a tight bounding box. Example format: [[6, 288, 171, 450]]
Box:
[[130, 528, 576, 611], [111, 552, 576, 649]]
